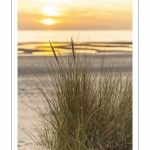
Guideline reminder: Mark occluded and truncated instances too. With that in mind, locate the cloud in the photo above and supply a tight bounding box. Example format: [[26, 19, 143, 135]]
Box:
[[18, 0, 132, 30]]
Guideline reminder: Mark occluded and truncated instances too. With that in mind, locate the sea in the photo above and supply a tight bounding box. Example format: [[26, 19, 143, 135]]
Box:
[[18, 30, 132, 56]]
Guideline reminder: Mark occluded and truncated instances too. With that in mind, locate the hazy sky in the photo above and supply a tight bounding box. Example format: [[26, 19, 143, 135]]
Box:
[[18, 0, 132, 30]]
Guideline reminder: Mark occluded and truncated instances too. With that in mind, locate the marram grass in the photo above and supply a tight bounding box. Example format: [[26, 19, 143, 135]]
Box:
[[27, 40, 132, 150]]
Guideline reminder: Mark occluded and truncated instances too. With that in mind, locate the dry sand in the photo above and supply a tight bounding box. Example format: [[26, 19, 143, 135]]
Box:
[[18, 52, 132, 149]]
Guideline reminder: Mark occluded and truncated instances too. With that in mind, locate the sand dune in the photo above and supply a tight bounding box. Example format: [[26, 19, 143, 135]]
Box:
[[18, 52, 132, 149]]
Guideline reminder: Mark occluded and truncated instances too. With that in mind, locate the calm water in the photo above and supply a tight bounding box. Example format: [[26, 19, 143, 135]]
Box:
[[18, 30, 132, 43], [18, 30, 132, 56]]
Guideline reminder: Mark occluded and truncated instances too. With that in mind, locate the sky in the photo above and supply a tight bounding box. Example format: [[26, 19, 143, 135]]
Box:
[[18, 0, 132, 30]]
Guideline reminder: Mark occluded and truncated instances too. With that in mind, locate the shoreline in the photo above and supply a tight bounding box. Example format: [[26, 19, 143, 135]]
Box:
[[18, 41, 132, 56]]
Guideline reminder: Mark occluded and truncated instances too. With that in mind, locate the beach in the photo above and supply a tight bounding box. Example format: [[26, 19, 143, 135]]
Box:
[[17, 4, 133, 148], [18, 31, 132, 149], [18, 51, 132, 149]]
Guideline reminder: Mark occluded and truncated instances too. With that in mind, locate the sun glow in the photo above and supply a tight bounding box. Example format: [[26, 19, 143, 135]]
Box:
[[41, 19, 57, 25], [18, 0, 132, 30], [41, 6, 62, 16]]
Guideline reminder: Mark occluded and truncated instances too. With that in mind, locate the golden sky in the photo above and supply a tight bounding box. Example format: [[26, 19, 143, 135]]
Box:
[[18, 0, 132, 30]]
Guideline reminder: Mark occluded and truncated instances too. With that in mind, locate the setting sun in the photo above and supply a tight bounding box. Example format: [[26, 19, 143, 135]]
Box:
[[18, 0, 132, 30], [41, 19, 57, 25]]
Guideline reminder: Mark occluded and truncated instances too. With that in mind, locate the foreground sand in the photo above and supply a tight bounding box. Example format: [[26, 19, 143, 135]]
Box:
[[18, 52, 132, 149]]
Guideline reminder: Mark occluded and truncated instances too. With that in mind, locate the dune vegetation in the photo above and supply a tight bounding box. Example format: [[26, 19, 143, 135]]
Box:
[[27, 39, 132, 150]]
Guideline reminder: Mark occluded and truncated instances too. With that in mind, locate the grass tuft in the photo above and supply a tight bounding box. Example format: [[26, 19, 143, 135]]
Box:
[[28, 39, 132, 150]]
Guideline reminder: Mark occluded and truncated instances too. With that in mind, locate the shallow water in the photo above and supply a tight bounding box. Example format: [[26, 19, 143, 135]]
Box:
[[18, 30, 132, 56], [18, 30, 132, 43], [18, 42, 132, 56]]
